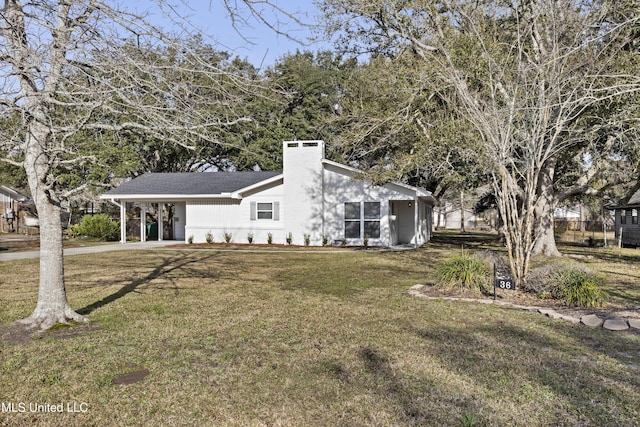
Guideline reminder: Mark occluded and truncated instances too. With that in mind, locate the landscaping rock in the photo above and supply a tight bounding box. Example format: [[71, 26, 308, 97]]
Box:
[[407, 286, 638, 332], [539, 308, 562, 319], [581, 314, 604, 327], [603, 319, 629, 331], [559, 315, 581, 325]]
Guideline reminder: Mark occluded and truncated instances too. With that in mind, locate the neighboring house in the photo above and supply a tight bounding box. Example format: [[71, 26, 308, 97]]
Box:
[[434, 204, 486, 230], [101, 140, 435, 247], [0, 185, 34, 233], [611, 191, 640, 247], [554, 206, 581, 220]]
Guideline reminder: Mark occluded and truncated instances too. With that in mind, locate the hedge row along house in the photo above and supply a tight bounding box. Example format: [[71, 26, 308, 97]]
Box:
[[101, 140, 435, 247]]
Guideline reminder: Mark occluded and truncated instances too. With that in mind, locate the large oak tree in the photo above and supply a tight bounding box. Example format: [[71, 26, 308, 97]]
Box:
[[320, 0, 640, 285], [0, 0, 291, 330]]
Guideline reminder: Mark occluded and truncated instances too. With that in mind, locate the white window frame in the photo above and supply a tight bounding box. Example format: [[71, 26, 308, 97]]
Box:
[[344, 201, 381, 239], [257, 202, 273, 220], [250, 201, 279, 221]]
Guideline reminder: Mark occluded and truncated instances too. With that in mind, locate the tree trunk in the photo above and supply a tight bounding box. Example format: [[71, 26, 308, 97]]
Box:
[[532, 158, 562, 257], [17, 123, 86, 331]]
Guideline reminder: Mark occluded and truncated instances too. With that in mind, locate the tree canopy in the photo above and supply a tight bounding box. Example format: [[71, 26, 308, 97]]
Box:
[[0, 0, 295, 330], [319, 0, 640, 284]]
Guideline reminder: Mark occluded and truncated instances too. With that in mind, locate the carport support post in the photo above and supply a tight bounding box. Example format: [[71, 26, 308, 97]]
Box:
[[140, 205, 146, 243], [158, 203, 163, 241], [120, 201, 126, 243], [414, 194, 419, 248]]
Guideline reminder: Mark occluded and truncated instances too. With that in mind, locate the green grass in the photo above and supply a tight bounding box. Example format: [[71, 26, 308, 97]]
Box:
[[1, 237, 639, 426]]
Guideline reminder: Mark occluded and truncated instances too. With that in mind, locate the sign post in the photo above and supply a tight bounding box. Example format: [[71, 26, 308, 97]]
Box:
[[493, 264, 515, 300]]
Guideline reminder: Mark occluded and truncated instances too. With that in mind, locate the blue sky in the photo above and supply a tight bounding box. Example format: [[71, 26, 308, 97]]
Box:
[[136, 0, 328, 68]]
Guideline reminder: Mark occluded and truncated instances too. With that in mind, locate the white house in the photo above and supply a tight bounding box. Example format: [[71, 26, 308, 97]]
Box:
[[101, 140, 435, 247]]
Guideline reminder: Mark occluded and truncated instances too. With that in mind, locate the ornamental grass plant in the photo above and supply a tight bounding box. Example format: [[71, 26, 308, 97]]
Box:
[[435, 248, 490, 294], [554, 268, 607, 308]]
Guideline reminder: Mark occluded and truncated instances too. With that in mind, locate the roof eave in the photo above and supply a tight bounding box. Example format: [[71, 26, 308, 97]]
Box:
[[231, 174, 284, 198], [100, 194, 239, 202]]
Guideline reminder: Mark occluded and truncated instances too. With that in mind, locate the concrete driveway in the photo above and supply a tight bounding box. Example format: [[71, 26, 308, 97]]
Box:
[[0, 241, 173, 262]]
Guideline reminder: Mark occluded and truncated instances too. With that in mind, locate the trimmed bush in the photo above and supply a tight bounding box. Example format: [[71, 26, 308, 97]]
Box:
[[69, 214, 119, 241], [435, 252, 490, 293], [554, 268, 607, 307]]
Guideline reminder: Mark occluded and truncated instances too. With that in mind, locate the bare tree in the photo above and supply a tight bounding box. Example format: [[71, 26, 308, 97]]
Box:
[[0, 0, 294, 330], [320, 0, 640, 285]]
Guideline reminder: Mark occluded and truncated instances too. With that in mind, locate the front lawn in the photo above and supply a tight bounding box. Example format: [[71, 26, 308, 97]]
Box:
[[1, 237, 639, 426]]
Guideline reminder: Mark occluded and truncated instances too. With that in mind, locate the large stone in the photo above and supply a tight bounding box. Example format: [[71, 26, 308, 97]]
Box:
[[409, 284, 425, 291], [629, 319, 640, 330], [581, 314, 604, 327], [603, 319, 629, 331], [539, 308, 562, 319], [559, 315, 581, 325]]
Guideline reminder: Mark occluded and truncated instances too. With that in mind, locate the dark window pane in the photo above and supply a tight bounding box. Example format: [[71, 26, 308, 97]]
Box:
[[345, 202, 361, 220], [345, 220, 361, 238], [364, 221, 380, 238], [257, 211, 273, 219], [257, 202, 272, 211], [364, 202, 380, 219]]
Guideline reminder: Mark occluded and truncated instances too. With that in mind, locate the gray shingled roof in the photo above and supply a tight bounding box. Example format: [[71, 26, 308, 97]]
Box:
[[102, 172, 282, 197], [0, 185, 33, 203], [609, 189, 640, 209], [628, 190, 640, 206]]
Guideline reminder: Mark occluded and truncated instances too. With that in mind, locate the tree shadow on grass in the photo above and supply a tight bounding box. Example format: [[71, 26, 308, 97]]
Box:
[[77, 252, 216, 316], [357, 346, 431, 422], [319, 346, 483, 425], [431, 231, 502, 249], [410, 320, 640, 425]]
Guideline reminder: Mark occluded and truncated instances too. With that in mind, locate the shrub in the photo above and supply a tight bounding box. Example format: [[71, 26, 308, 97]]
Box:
[[436, 252, 489, 293], [187, 235, 194, 244], [554, 268, 607, 307], [267, 232, 273, 245], [247, 232, 254, 244], [205, 231, 214, 244], [69, 214, 119, 241], [322, 235, 328, 246], [286, 232, 293, 245], [224, 231, 232, 243], [303, 234, 310, 246]]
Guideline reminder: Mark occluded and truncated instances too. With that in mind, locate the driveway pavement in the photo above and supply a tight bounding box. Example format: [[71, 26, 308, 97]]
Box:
[[0, 241, 174, 262]]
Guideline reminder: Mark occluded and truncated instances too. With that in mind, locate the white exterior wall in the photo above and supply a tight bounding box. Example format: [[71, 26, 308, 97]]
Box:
[[282, 141, 325, 245], [322, 163, 418, 246], [174, 140, 434, 247], [184, 181, 285, 244]]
